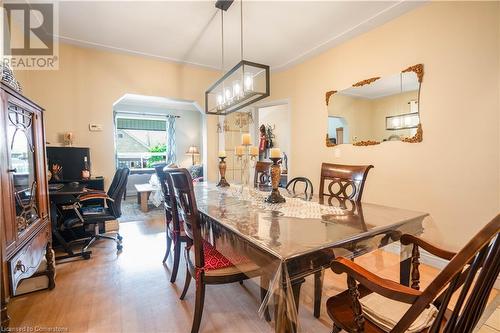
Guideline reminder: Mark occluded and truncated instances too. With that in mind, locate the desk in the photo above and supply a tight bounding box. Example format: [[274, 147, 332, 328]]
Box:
[[49, 177, 105, 191], [193, 183, 427, 332], [49, 183, 87, 196]]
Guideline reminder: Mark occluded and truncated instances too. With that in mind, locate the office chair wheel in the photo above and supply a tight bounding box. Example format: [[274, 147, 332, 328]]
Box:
[[117, 244, 123, 251], [117, 234, 123, 241]]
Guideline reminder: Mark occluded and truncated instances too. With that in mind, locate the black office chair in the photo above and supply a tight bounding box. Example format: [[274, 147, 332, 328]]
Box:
[[62, 168, 129, 254]]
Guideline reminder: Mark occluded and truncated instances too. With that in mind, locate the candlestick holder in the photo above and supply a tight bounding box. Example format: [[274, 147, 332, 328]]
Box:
[[265, 157, 286, 204], [216, 157, 230, 187], [236, 145, 257, 190]]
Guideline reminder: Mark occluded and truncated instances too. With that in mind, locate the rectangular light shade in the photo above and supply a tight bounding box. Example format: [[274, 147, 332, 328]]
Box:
[[205, 60, 270, 116], [386, 113, 420, 130]]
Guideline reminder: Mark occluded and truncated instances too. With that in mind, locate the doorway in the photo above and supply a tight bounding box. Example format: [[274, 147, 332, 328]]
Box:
[[254, 102, 291, 184]]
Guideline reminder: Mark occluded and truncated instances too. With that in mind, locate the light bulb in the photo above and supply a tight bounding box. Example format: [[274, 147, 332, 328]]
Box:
[[244, 73, 254, 92], [233, 81, 241, 99], [392, 117, 400, 128], [217, 94, 223, 106], [225, 88, 232, 100], [404, 115, 412, 127]]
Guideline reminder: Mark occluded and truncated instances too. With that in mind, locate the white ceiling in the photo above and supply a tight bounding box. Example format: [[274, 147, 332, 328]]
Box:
[[55, 1, 425, 71], [114, 93, 201, 113]]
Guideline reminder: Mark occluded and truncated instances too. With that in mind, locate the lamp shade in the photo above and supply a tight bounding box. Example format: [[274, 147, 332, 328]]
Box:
[[186, 145, 200, 155]]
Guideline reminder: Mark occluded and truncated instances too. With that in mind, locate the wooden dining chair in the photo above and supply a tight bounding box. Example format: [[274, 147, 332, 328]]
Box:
[[319, 163, 374, 203], [254, 161, 272, 188], [286, 177, 313, 197], [169, 168, 267, 333], [314, 163, 374, 318], [326, 214, 500, 333], [155, 164, 190, 283]]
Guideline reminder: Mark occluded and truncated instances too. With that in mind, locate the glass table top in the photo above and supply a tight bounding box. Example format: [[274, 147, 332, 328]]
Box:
[[194, 183, 428, 260]]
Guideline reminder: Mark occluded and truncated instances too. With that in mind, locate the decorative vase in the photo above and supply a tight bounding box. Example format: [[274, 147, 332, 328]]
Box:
[[216, 157, 230, 187], [265, 158, 286, 204]]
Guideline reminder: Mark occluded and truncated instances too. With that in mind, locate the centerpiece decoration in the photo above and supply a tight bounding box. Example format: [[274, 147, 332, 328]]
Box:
[[265, 148, 286, 204], [216, 151, 230, 187]]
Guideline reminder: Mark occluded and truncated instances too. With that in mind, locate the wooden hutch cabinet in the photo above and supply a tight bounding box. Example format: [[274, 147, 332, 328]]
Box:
[[0, 82, 55, 327]]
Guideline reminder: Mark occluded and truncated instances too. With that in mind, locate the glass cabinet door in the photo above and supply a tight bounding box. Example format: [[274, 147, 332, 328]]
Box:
[[7, 103, 39, 234]]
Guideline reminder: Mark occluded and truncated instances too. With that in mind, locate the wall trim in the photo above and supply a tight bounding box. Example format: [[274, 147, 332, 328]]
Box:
[[383, 243, 500, 289]]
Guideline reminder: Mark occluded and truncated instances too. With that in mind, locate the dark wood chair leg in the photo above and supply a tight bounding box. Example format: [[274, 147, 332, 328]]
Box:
[[163, 233, 172, 263], [314, 270, 324, 318], [170, 239, 181, 283], [260, 276, 271, 322], [191, 280, 206, 333], [180, 264, 192, 300]]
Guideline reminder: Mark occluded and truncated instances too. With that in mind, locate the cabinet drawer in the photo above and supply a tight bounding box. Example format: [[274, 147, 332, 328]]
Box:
[[8, 223, 49, 294]]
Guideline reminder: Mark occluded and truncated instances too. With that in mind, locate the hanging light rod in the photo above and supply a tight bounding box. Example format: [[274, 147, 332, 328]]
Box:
[[206, 0, 270, 116], [215, 0, 234, 11]]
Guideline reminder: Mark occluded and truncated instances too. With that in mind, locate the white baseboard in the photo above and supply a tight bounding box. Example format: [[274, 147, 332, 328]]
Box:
[[382, 243, 500, 289]]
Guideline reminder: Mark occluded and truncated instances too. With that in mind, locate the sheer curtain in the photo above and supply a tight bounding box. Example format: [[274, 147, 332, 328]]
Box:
[[166, 116, 176, 164]]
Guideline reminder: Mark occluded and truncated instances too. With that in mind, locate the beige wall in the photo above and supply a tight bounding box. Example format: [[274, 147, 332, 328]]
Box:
[[269, 2, 500, 250], [16, 43, 220, 185]]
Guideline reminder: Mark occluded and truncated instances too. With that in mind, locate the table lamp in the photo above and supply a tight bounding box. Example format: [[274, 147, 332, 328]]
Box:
[[186, 145, 200, 165]]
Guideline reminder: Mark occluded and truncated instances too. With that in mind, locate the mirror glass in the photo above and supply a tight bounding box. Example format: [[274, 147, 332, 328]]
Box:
[[327, 69, 421, 145]]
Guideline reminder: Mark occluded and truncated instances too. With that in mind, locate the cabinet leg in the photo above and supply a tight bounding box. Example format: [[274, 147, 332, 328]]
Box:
[[46, 242, 56, 290], [1, 297, 9, 329]]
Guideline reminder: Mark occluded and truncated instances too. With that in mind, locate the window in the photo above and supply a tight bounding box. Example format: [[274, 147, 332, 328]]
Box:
[[114, 113, 175, 170]]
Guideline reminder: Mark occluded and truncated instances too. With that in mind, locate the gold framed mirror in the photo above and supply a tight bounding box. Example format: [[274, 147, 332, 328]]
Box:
[[325, 64, 423, 147]]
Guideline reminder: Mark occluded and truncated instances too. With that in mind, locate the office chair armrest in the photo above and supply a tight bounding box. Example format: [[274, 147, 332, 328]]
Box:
[[78, 193, 115, 202]]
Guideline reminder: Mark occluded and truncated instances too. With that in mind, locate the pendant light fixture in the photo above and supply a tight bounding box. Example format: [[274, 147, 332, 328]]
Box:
[[205, 0, 270, 115]]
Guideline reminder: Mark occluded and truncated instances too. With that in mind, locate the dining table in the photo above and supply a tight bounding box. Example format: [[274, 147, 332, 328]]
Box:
[[193, 183, 428, 333]]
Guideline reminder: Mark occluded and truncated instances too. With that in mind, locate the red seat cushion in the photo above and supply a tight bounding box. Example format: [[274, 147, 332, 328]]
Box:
[[202, 240, 251, 271]]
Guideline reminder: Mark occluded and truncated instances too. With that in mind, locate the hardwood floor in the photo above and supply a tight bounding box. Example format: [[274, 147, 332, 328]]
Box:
[[6, 214, 499, 333]]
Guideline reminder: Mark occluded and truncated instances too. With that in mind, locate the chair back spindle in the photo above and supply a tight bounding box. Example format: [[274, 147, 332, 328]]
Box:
[[169, 169, 204, 270], [159, 166, 183, 236]]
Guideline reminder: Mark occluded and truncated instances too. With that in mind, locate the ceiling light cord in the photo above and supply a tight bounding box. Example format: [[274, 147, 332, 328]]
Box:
[[240, 0, 243, 60], [221, 9, 224, 72]]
